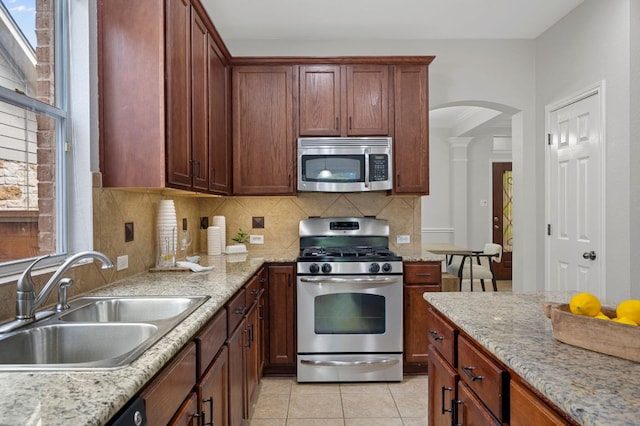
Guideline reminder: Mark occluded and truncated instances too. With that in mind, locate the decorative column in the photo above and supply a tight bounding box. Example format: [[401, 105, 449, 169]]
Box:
[[448, 137, 473, 247]]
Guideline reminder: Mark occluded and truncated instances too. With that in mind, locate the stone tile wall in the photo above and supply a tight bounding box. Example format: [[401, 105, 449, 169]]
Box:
[[0, 175, 421, 321]]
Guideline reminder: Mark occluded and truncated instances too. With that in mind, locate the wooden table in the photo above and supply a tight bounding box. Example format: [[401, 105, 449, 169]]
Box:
[[424, 243, 478, 291]]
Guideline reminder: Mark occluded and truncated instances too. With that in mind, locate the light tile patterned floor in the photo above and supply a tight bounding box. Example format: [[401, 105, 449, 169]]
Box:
[[248, 376, 428, 426]]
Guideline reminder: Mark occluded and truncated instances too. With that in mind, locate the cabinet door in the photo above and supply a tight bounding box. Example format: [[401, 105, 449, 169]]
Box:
[[428, 345, 458, 426], [208, 36, 230, 194], [190, 9, 209, 191], [232, 66, 295, 195], [199, 346, 229, 426], [299, 65, 341, 136], [142, 343, 196, 426], [404, 285, 433, 367], [346, 65, 389, 136], [393, 65, 429, 194], [456, 382, 501, 426], [245, 301, 260, 418], [165, 0, 192, 189], [266, 265, 296, 368], [226, 320, 245, 426], [169, 392, 199, 426]]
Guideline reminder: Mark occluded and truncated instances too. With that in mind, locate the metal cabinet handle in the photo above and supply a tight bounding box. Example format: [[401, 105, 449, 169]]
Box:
[[429, 330, 444, 341], [441, 386, 453, 414], [582, 251, 597, 260], [202, 396, 213, 426], [461, 365, 484, 382]]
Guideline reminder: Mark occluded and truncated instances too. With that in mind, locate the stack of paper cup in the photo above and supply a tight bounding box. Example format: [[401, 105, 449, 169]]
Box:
[[207, 226, 222, 255], [156, 200, 177, 268], [212, 216, 226, 250]]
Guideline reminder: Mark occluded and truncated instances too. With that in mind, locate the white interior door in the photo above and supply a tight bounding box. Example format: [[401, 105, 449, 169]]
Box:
[[546, 88, 604, 297]]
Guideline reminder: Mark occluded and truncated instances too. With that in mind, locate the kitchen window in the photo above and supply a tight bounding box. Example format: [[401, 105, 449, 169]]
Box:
[[0, 0, 82, 278]]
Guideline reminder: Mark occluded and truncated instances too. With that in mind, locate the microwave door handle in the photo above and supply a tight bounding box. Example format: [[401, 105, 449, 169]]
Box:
[[364, 148, 370, 188]]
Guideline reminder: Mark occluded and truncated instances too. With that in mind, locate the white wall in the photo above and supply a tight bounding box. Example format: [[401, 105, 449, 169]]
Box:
[[537, 0, 635, 302], [631, 0, 640, 299]]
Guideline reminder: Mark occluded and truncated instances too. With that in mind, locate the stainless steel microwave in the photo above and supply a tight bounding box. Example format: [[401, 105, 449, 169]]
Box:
[[297, 137, 393, 192]]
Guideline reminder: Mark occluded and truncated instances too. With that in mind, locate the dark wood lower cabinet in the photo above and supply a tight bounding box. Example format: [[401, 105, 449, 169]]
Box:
[[264, 264, 296, 375], [198, 346, 229, 426], [427, 345, 458, 426], [456, 382, 501, 426], [169, 392, 199, 426], [141, 343, 197, 426], [404, 261, 442, 373], [227, 311, 246, 426]]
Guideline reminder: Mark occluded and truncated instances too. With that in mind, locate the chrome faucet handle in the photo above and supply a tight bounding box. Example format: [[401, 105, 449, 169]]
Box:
[[55, 278, 74, 312], [15, 255, 51, 319]]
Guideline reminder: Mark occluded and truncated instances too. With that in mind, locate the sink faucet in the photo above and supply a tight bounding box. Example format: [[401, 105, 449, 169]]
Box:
[[15, 251, 113, 320]]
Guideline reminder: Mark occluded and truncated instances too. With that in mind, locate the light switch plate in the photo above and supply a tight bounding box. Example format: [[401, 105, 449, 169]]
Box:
[[249, 235, 264, 244], [396, 235, 411, 244], [116, 255, 128, 271]]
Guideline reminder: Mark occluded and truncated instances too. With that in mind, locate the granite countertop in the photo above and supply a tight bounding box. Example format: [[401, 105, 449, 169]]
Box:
[[0, 247, 441, 425], [423, 292, 640, 426], [0, 250, 297, 426]]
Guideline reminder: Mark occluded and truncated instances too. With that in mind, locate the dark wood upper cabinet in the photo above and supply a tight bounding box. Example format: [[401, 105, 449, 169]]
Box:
[[208, 36, 231, 193], [299, 65, 342, 136], [393, 65, 429, 194], [232, 66, 296, 195], [98, 0, 231, 194], [299, 64, 390, 136], [346, 65, 390, 136]]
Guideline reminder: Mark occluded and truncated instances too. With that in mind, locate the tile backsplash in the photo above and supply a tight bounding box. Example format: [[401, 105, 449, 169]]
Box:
[[0, 174, 421, 321]]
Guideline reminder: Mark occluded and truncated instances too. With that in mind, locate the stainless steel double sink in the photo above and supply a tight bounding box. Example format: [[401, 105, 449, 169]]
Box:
[[0, 295, 209, 371]]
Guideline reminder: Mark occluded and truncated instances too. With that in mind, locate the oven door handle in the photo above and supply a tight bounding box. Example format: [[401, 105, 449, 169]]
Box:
[[300, 358, 400, 367], [299, 277, 400, 284]]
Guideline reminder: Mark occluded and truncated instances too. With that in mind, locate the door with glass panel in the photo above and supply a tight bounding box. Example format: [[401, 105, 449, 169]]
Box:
[[492, 162, 512, 280]]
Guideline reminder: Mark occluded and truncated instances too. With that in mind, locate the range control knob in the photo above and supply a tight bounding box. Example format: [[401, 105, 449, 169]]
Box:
[[369, 263, 381, 273], [382, 263, 392, 273], [309, 263, 320, 274], [321, 263, 332, 273]]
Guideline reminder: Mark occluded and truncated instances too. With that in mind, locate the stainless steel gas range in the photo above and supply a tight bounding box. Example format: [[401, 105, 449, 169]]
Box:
[[296, 217, 403, 382]]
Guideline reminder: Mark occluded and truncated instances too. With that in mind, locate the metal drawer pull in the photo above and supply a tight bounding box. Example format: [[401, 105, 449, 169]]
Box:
[[300, 358, 399, 367], [415, 273, 432, 277], [441, 386, 453, 414], [429, 330, 444, 341], [461, 365, 484, 381]]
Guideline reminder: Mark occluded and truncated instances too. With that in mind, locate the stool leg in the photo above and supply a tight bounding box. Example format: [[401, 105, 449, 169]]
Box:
[[480, 279, 486, 291], [491, 277, 498, 291]]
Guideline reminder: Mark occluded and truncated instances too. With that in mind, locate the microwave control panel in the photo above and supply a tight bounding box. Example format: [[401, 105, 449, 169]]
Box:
[[370, 155, 389, 181]]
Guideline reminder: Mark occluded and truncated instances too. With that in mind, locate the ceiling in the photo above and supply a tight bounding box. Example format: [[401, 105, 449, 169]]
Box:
[[200, 0, 584, 135], [200, 0, 584, 41]]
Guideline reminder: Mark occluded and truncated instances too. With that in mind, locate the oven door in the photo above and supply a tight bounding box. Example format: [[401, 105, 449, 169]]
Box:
[[296, 275, 403, 354]]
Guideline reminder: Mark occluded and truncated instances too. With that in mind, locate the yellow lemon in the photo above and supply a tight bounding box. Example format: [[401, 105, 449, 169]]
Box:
[[611, 317, 638, 326], [616, 299, 640, 324], [594, 312, 610, 320], [569, 293, 601, 317]]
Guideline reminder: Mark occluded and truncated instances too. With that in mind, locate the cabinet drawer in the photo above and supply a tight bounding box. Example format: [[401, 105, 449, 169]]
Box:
[[404, 263, 441, 285], [245, 274, 261, 307], [510, 380, 571, 426], [426, 307, 456, 365], [457, 335, 508, 422], [195, 309, 227, 378], [227, 288, 246, 333], [142, 342, 196, 426], [457, 381, 501, 426]]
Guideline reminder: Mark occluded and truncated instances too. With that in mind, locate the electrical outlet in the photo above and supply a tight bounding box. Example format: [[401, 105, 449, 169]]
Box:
[[249, 235, 264, 244], [116, 255, 128, 271], [396, 235, 411, 244]]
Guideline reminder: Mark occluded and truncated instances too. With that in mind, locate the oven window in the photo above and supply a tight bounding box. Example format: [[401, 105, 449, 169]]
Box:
[[314, 293, 385, 334], [301, 155, 364, 182]]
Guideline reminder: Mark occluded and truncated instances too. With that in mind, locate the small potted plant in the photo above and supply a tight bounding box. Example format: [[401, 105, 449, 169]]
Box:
[[229, 228, 249, 253]]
